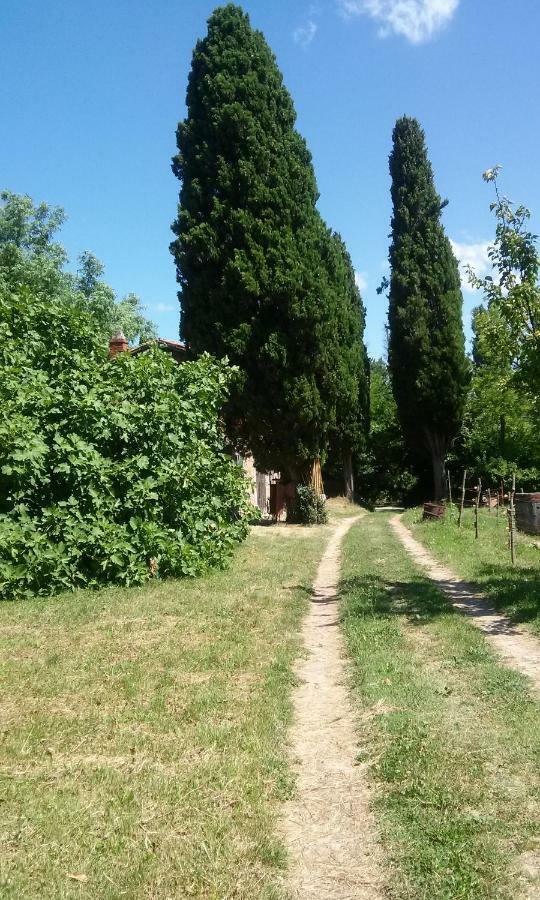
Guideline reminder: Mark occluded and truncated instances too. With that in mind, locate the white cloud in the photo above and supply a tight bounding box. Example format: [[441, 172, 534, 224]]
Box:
[[155, 302, 175, 313], [450, 239, 492, 293], [355, 270, 368, 292], [293, 19, 318, 47], [339, 0, 459, 44]]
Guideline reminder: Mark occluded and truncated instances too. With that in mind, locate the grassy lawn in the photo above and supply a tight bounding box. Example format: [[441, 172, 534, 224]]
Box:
[[341, 512, 540, 899], [0, 523, 329, 899], [403, 506, 540, 635]]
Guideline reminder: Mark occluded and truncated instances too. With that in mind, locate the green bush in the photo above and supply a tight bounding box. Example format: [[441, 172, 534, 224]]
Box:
[[288, 485, 328, 525], [0, 283, 250, 599]]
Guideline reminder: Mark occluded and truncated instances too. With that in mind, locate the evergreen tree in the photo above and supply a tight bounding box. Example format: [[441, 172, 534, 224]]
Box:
[[359, 358, 417, 505], [322, 230, 370, 499], [386, 117, 468, 500], [171, 4, 346, 478]]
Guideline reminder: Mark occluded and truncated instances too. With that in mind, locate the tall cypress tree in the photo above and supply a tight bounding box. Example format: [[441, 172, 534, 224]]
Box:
[[387, 117, 468, 500], [171, 4, 336, 478]]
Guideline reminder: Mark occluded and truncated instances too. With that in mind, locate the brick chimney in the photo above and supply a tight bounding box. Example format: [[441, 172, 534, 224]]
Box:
[[109, 330, 129, 357]]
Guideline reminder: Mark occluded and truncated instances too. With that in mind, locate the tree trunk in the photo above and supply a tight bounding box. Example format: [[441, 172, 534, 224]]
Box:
[[343, 450, 354, 503], [431, 450, 446, 502], [309, 458, 324, 496], [424, 428, 448, 502]]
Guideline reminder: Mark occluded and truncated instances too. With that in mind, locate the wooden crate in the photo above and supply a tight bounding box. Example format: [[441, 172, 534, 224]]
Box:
[[515, 493, 540, 535], [423, 502, 445, 521]]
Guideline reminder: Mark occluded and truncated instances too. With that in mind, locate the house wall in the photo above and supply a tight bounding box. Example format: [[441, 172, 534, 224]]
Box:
[[242, 455, 272, 513], [242, 455, 257, 506]]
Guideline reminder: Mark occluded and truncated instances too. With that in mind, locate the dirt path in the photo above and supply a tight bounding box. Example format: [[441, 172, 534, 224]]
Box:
[[391, 514, 540, 693], [281, 516, 383, 900]]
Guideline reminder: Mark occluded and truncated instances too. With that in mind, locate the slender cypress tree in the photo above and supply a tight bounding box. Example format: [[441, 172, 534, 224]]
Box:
[[322, 230, 370, 500], [171, 4, 336, 478], [387, 117, 468, 500]]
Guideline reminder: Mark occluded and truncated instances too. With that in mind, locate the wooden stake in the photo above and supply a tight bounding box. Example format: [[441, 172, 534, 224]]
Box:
[[487, 487, 492, 512], [447, 469, 453, 506], [508, 498, 516, 566], [458, 469, 467, 528], [475, 479, 482, 540]]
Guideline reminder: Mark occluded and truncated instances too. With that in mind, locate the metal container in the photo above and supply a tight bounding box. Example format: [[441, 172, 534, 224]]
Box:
[[515, 493, 540, 535]]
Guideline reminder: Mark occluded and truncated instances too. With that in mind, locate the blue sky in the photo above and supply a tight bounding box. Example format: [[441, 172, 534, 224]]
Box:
[[1, 0, 539, 357]]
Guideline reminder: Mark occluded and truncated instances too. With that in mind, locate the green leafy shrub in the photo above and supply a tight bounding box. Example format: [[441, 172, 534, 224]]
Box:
[[288, 486, 328, 526], [0, 283, 250, 599]]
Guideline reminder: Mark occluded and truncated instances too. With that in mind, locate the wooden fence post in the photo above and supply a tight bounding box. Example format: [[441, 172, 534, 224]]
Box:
[[458, 469, 467, 528], [447, 469, 453, 506], [508, 498, 516, 566], [475, 479, 482, 540]]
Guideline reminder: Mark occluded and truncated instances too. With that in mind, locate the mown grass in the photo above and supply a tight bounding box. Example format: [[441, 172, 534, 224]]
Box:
[[403, 505, 540, 635], [341, 513, 540, 899], [0, 524, 329, 899]]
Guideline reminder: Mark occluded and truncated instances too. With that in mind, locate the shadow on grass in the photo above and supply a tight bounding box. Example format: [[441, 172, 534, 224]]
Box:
[[341, 565, 540, 633], [477, 564, 540, 627], [340, 573, 451, 627]]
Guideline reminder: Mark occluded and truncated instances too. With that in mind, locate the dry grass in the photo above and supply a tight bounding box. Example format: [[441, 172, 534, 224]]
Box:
[[0, 525, 329, 899]]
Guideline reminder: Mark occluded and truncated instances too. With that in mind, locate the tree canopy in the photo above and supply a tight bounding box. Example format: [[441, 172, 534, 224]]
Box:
[[386, 117, 468, 500], [0, 191, 156, 345], [321, 230, 370, 496], [171, 4, 368, 480], [468, 168, 540, 395], [453, 170, 540, 488], [356, 358, 417, 504]]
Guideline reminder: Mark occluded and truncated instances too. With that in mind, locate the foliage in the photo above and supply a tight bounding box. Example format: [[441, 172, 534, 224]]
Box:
[[0, 282, 250, 599], [0, 190, 68, 297], [452, 310, 540, 487], [468, 167, 540, 393], [288, 485, 328, 525], [171, 5, 368, 477], [0, 191, 156, 346], [358, 358, 417, 504], [323, 231, 370, 466], [76, 250, 157, 344], [457, 171, 540, 488], [385, 118, 469, 500]]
